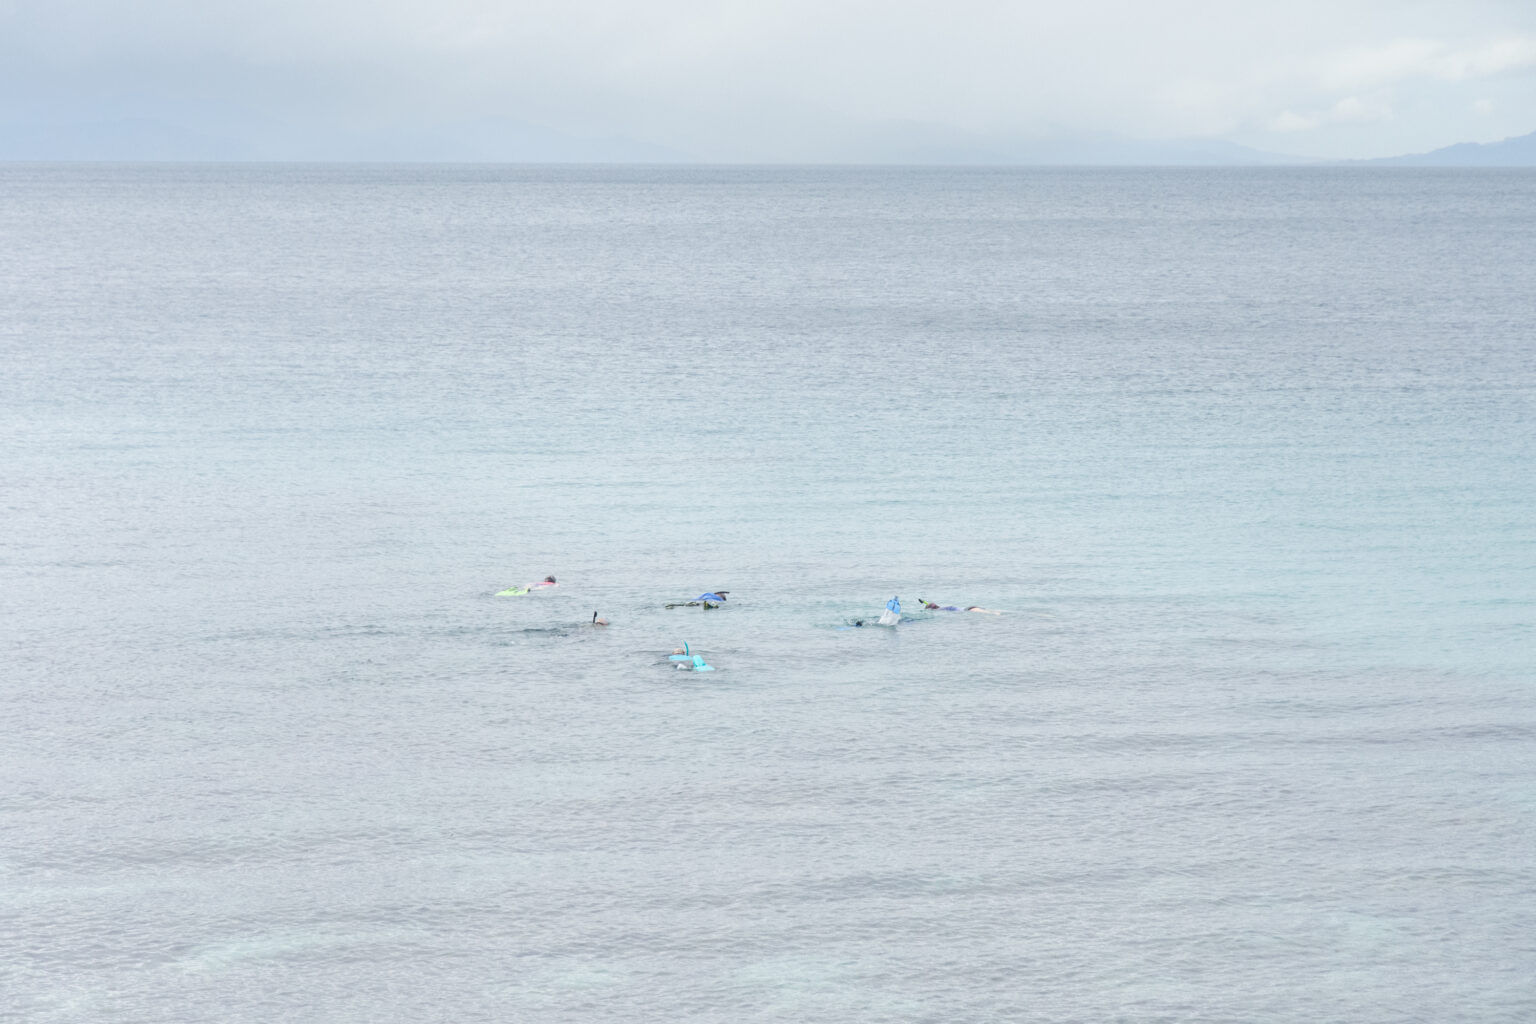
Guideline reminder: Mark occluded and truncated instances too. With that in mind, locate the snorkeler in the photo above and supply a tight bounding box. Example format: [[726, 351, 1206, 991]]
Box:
[[920, 599, 1001, 614], [666, 642, 714, 670], [591, 611, 608, 626], [665, 590, 729, 609], [496, 574, 558, 596], [841, 597, 899, 629]]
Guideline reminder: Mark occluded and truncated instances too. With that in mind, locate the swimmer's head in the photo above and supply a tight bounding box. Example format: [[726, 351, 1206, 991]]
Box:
[[592, 612, 608, 626], [543, 576, 556, 583]]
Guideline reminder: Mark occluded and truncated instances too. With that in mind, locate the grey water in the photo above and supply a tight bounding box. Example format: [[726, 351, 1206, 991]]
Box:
[[2, 164, 1533, 1022]]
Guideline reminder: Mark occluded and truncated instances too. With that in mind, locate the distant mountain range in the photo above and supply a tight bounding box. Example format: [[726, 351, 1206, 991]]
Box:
[[1356, 130, 1536, 166], [1, 115, 1533, 165], [0, 116, 1307, 165], [0, 115, 690, 163], [751, 120, 1310, 166]]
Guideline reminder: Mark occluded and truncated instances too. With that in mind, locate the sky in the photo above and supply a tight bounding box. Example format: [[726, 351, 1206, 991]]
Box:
[[2, 0, 1535, 161]]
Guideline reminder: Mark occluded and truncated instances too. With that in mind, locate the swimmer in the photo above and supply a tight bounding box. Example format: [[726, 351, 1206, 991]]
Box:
[[499, 575, 558, 596], [498, 575, 558, 597], [919, 599, 1000, 614], [668, 644, 714, 670], [591, 612, 608, 626], [665, 591, 729, 609]]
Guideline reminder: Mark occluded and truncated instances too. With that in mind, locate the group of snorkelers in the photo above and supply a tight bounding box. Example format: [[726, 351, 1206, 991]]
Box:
[[498, 579, 1000, 666], [844, 595, 1001, 627], [496, 575, 609, 626]]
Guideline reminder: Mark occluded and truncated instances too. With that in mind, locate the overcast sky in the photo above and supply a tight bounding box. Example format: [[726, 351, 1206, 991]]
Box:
[[3, 0, 1534, 160]]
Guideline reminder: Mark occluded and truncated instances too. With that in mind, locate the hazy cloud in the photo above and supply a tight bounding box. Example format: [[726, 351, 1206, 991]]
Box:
[[1269, 93, 1395, 134], [3, 0, 1535, 160], [1315, 35, 1536, 90]]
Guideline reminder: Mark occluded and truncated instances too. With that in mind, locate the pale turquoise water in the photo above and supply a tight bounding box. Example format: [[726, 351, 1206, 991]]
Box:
[[2, 165, 1533, 1021]]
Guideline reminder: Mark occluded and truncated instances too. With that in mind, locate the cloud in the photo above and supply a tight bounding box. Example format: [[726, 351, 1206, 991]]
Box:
[[1328, 94, 1393, 122], [1269, 110, 1319, 133], [1315, 35, 1536, 91], [1225, 31, 1536, 152], [3, 0, 1536, 160], [1268, 93, 1393, 133]]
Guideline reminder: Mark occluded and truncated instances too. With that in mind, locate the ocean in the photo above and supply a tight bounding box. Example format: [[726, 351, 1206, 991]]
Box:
[[2, 164, 1533, 1021]]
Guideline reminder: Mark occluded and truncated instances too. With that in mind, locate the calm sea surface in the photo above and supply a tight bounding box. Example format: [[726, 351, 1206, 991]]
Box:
[[2, 165, 1533, 1022]]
